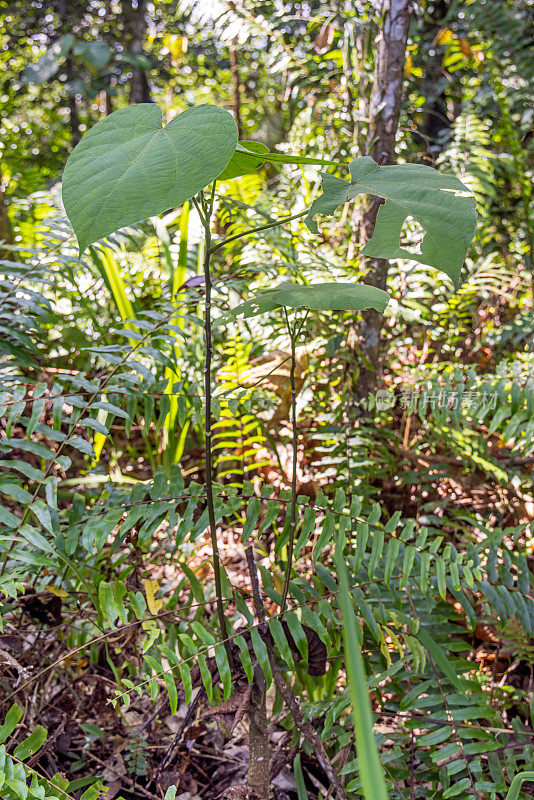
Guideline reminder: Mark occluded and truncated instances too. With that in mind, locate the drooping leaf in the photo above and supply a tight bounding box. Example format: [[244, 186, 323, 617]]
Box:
[[216, 280, 389, 325], [293, 753, 310, 800], [334, 535, 389, 800], [98, 580, 119, 623], [305, 156, 477, 285], [144, 579, 163, 615], [417, 627, 465, 691], [164, 671, 178, 716], [62, 104, 239, 253], [22, 34, 74, 84], [80, 781, 109, 800], [269, 618, 296, 670]]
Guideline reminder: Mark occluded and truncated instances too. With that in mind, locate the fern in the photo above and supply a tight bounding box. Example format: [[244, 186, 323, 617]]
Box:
[[438, 113, 497, 210], [464, 0, 534, 88], [213, 330, 268, 488], [0, 705, 111, 800]]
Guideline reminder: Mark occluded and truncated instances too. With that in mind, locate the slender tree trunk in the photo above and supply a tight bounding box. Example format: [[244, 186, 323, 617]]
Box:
[[0, 177, 13, 256], [57, 0, 80, 146], [355, 0, 412, 401], [65, 57, 81, 146], [123, 0, 151, 103], [248, 687, 269, 799], [229, 40, 242, 138]]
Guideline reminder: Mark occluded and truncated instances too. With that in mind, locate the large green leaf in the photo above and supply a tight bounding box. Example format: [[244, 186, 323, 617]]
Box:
[[216, 281, 389, 325], [305, 156, 477, 285], [62, 104, 239, 253]]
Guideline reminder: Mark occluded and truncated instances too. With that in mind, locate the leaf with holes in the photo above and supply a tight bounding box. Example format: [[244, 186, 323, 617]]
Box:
[[305, 156, 476, 285]]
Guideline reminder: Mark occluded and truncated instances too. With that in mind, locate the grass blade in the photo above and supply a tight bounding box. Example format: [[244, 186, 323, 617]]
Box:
[[334, 531, 389, 800]]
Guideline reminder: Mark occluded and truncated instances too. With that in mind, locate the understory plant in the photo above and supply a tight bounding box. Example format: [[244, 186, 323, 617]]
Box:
[[54, 100, 476, 800], [3, 98, 531, 800]]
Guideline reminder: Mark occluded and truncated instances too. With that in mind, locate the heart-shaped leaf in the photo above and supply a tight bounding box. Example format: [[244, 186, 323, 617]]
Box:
[[62, 103, 239, 253], [216, 281, 389, 325], [305, 156, 477, 285]]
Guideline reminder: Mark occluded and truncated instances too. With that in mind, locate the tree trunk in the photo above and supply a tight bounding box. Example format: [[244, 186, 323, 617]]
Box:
[[65, 56, 81, 146], [123, 0, 151, 104], [355, 0, 412, 401], [0, 177, 13, 256], [248, 689, 269, 799], [229, 40, 242, 138], [57, 0, 80, 146]]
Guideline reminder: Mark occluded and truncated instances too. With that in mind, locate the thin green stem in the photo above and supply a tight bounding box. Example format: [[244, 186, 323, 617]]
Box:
[[208, 210, 308, 255], [200, 184, 233, 663], [280, 308, 299, 614], [191, 195, 207, 227], [203, 193, 309, 620], [294, 309, 309, 341]]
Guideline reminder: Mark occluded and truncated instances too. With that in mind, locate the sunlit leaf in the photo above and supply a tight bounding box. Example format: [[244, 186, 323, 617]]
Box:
[[144, 579, 163, 615], [219, 141, 269, 180], [305, 156, 477, 285], [436, 27, 454, 44], [217, 280, 389, 325], [62, 104, 238, 253]]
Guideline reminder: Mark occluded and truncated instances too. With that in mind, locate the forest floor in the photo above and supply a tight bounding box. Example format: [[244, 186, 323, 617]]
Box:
[[3, 407, 534, 800]]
